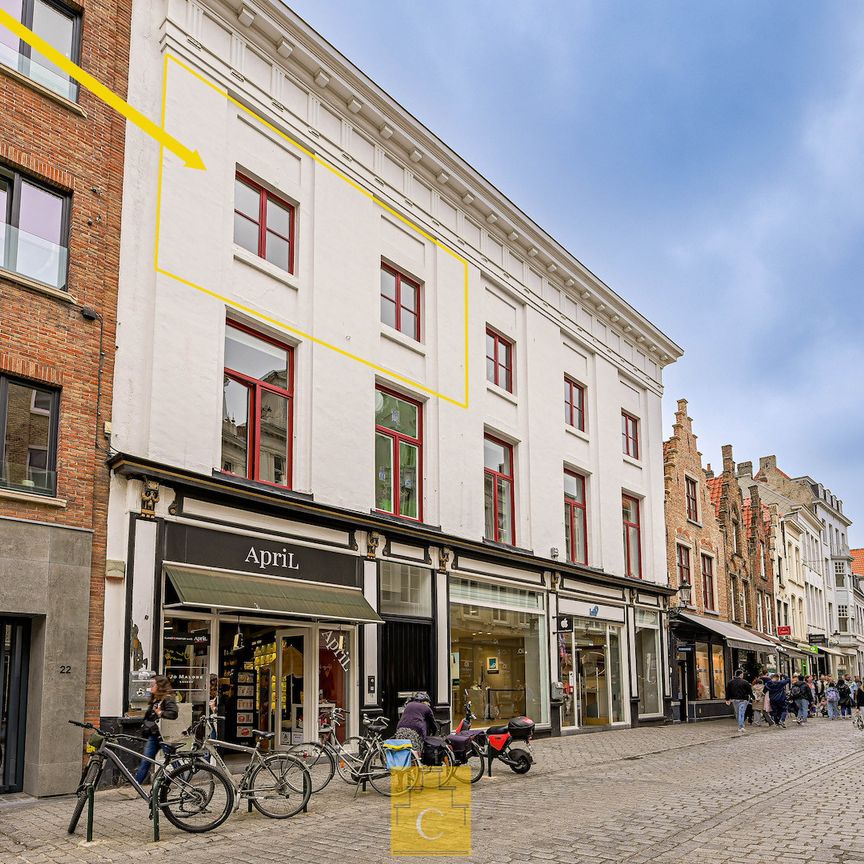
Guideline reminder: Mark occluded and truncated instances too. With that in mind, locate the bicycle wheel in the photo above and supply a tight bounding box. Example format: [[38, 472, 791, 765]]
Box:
[[457, 741, 486, 784], [158, 761, 234, 833], [248, 753, 311, 819], [420, 744, 457, 789], [68, 758, 103, 834], [367, 743, 419, 797], [286, 742, 335, 793], [334, 736, 365, 784]]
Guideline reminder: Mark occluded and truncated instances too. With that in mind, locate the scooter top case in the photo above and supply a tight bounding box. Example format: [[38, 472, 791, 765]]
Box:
[[507, 716, 535, 741]]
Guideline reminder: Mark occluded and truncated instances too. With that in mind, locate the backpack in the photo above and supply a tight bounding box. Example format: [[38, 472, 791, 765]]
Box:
[[790, 683, 805, 699], [826, 686, 840, 703]]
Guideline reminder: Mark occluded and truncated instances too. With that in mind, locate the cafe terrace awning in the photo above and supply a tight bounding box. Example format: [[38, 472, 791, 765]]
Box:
[[678, 611, 777, 653], [164, 566, 383, 624]]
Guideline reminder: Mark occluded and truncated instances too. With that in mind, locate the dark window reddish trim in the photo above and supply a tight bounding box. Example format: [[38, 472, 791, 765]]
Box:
[[222, 319, 294, 489], [374, 385, 423, 521], [622, 412, 640, 459], [486, 328, 513, 393], [676, 544, 691, 586], [234, 172, 295, 273], [622, 493, 642, 579], [564, 377, 585, 431], [685, 476, 699, 521], [380, 262, 421, 341], [701, 554, 715, 611], [484, 433, 515, 545], [564, 470, 588, 565]]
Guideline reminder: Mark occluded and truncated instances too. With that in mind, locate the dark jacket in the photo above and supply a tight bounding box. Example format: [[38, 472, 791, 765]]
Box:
[[142, 695, 179, 738], [838, 682, 853, 706], [790, 680, 812, 702], [397, 700, 437, 739], [725, 677, 754, 701], [856, 686, 864, 709], [761, 676, 790, 704]]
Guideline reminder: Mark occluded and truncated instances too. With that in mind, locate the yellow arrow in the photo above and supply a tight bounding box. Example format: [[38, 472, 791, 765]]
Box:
[[0, 9, 205, 170]]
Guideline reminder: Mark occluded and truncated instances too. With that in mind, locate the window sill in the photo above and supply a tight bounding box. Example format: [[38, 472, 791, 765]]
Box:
[[486, 381, 517, 405], [687, 518, 702, 528], [380, 326, 426, 356], [622, 454, 642, 469], [212, 470, 314, 501], [0, 267, 73, 303], [0, 487, 66, 507], [371, 509, 442, 532], [0, 63, 86, 117], [565, 425, 589, 443], [233, 246, 299, 289], [481, 537, 534, 556], [702, 609, 720, 617]]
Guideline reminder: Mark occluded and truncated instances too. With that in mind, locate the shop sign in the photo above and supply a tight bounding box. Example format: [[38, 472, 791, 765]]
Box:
[[808, 633, 827, 645], [321, 629, 350, 670], [776, 626, 792, 636], [556, 614, 574, 632], [164, 523, 360, 587]]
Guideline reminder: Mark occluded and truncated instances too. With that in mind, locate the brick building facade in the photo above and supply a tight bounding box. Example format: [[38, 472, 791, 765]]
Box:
[[0, 0, 130, 795]]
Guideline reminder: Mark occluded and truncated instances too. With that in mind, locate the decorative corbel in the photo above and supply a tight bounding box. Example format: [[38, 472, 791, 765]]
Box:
[[366, 532, 381, 560], [140, 479, 159, 519], [438, 546, 451, 573]]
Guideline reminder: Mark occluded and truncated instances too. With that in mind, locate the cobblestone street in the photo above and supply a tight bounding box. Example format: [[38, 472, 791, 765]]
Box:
[[1, 718, 861, 864]]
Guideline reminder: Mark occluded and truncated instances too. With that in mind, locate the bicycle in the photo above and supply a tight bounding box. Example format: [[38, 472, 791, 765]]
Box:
[[67, 720, 234, 835], [183, 715, 311, 818], [287, 707, 367, 792]]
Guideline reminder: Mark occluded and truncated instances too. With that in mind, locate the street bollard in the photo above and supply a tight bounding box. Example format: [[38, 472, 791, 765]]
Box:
[[86, 784, 94, 843]]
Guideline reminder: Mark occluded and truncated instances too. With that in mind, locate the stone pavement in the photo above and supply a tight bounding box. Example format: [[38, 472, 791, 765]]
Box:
[[1, 717, 862, 864]]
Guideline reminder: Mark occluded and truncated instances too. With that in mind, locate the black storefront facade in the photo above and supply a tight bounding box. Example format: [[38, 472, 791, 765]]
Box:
[[101, 455, 676, 747]]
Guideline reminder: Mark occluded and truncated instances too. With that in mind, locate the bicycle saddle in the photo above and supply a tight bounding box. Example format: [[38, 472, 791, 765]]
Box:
[[253, 730, 275, 740]]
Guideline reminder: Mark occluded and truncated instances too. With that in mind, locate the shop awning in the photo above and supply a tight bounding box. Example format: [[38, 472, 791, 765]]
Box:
[[678, 612, 777, 653], [164, 566, 383, 624], [817, 645, 846, 658]]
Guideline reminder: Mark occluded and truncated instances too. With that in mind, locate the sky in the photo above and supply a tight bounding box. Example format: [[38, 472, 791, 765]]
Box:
[[287, 1, 864, 545]]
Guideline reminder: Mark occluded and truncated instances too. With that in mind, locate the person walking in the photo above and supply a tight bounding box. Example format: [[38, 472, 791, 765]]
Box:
[[761, 673, 791, 728], [838, 677, 853, 718], [790, 674, 812, 724], [805, 675, 818, 718], [855, 679, 864, 716], [134, 675, 179, 784], [824, 678, 841, 720], [725, 670, 754, 733], [813, 675, 827, 717], [750, 676, 773, 727]]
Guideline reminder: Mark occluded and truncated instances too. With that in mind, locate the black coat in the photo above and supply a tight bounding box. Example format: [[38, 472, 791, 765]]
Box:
[[141, 695, 179, 738], [725, 678, 754, 701], [790, 681, 812, 702]]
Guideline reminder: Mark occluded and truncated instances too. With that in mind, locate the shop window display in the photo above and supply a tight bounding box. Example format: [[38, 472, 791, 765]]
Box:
[[634, 609, 662, 715], [162, 616, 210, 727]]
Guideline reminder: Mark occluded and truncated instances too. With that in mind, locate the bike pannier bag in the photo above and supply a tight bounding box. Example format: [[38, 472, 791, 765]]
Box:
[[383, 739, 413, 769], [421, 736, 449, 766]]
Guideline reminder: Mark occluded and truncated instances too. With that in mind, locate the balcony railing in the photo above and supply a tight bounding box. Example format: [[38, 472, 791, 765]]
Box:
[[1, 461, 56, 497], [0, 222, 68, 290], [0, 41, 79, 102]]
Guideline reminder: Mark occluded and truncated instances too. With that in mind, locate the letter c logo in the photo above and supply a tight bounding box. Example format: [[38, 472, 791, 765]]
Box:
[[416, 807, 444, 841]]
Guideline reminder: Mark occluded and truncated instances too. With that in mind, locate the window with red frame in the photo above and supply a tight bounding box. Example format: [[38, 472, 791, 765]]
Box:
[[685, 476, 699, 521], [380, 263, 421, 341], [621, 412, 639, 459], [676, 544, 691, 587], [701, 554, 716, 611], [221, 321, 293, 487], [622, 494, 642, 579], [485, 328, 513, 393], [564, 377, 585, 431], [564, 471, 588, 564], [374, 387, 422, 520], [484, 435, 515, 544], [234, 173, 295, 273]]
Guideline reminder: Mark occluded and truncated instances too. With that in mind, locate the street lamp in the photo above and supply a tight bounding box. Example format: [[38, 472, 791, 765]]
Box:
[[677, 581, 692, 608]]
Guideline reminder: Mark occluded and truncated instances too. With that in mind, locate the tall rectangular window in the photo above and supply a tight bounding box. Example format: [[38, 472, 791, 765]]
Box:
[[622, 494, 642, 579], [221, 321, 293, 487], [380, 263, 421, 341], [564, 470, 587, 565], [374, 387, 421, 520], [0, 374, 59, 496], [759, 541, 766, 579], [485, 328, 513, 393], [701, 554, 715, 611], [0, 0, 80, 100], [676, 544, 691, 586], [685, 476, 698, 521], [0, 167, 69, 289], [484, 435, 514, 545], [621, 412, 639, 459], [233, 173, 295, 273], [564, 377, 585, 431]]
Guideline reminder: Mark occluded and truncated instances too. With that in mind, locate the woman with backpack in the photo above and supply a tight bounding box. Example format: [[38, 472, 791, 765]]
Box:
[[824, 678, 841, 720], [134, 674, 179, 784]]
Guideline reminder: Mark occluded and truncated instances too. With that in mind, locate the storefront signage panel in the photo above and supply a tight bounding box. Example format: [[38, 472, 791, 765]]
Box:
[[558, 598, 625, 623], [164, 523, 361, 587]]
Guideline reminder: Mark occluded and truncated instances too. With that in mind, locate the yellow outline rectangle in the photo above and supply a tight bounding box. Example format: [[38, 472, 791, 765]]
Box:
[[155, 54, 469, 408]]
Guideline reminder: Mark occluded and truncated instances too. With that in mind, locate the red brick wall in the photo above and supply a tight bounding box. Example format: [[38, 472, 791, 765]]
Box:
[[0, 0, 132, 724]]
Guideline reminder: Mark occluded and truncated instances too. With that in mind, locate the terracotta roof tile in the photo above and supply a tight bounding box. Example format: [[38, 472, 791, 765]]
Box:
[[706, 477, 723, 516], [852, 548, 864, 577], [742, 498, 772, 540]]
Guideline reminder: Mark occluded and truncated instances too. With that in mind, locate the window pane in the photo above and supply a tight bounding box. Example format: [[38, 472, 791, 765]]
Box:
[[400, 309, 417, 339], [500, 362, 512, 392], [380, 562, 432, 617], [380, 293, 396, 329], [258, 390, 289, 485], [380, 267, 397, 300], [2, 381, 54, 493], [486, 332, 495, 361], [574, 507, 587, 563], [627, 525, 640, 576], [221, 377, 249, 477], [400, 279, 416, 312], [264, 232, 290, 271], [235, 177, 259, 220], [17, 181, 64, 285], [496, 477, 513, 544], [225, 326, 289, 389], [233, 212, 259, 255], [711, 645, 725, 699], [265, 196, 291, 236], [399, 441, 419, 519], [0, 1, 23, 57], [375, 432, 393, 512], [374, 389, 418, 438], [483, 437, 509, 474], [486, 356, 495, 383], [484, 472, 495, 540], [30, 0, 75, 96], [564, 472, 584, 503], [622, 496, 637, 524], [564, 503, 572, 562]]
